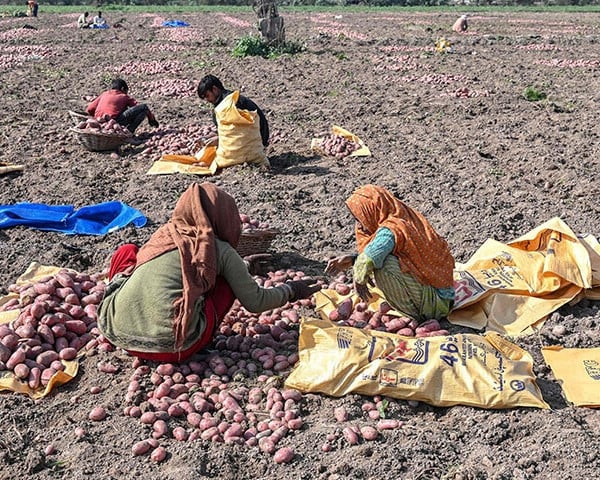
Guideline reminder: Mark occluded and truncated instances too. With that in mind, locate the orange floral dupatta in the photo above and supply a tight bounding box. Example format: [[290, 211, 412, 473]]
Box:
[[346, 185, 454, 289]]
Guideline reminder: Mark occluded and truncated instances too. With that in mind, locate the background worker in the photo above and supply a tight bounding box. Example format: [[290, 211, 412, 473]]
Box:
[[86, 78, 159, 134], [197, 74, 269, 148], [78, 12, 92, 28]]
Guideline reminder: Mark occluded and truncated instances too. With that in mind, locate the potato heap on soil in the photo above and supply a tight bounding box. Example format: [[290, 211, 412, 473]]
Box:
[[325, 274, 449, 338], [318, 133, 360, 158], [0, 269, 107, 389], [75, 116, 132, 136], [139, 123, 217, 157], [117, 269, 404, 463]]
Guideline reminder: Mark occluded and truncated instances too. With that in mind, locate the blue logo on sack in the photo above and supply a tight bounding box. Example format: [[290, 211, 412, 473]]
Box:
[[510, 380, 525, 391]]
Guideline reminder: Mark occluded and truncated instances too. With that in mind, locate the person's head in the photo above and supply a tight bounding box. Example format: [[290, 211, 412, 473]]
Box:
[[110, 78, 128, 93], [346, 185, 404, 237], [198, 183, 241, 247], [98, 11, 102, 17], [84, 12, 88, 17], [197, 75, 224, 105]]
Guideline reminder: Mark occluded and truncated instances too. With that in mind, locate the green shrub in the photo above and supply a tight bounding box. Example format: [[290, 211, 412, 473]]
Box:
[[232, 35, 270, 58], [523, 86, 547, 102], [232, 35, 305, 59]]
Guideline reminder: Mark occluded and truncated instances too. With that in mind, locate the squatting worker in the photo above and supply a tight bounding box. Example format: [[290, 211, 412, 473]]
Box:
[[78, 12, 91, 28], [325, 185, 455, 323], [453, 14, 468, 33], [86, 78, 159, 134], [98, 182, 320, 362], [196, 74, 269, 148]]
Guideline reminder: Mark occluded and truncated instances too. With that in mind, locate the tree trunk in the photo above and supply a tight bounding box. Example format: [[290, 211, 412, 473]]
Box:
[[254, 0, 285, 47]]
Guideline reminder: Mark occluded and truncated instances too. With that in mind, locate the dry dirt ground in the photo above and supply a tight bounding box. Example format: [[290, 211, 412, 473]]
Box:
[[0, 8, 599, 480]]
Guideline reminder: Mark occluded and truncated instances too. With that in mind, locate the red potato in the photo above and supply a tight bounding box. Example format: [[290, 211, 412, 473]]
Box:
[[97, 361, 119, 374], [36, 350, 59, 367], [6, 347, 27, 370], [342, 427, 360, 445], [415, 319, 441, 334], [132, 440, 151, 456], [13, 362, 30, 379], [334, 406, 348, 423], [376, 419, 401, 430], [172, 426, 189, 441], [55, 272, 75, 288], [273, 446, 295, 464], [41, 368, 57, 386], [0, 344, 11, 363], [59, 347, 78, 361], [32, 282, 55, 296], [385, 317, 409, 332], [396, 328, 416, 337], [360, 426, 379, 441], [89, 406, 107, 421], [65, 320, 87, 335], [150, 446, 167, 462], [28, 366, 41, 389], [337, 298, 354, 320]]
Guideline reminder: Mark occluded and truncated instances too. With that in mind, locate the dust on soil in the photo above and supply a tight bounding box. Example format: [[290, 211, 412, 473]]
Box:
[[0, 9, 599, 480]]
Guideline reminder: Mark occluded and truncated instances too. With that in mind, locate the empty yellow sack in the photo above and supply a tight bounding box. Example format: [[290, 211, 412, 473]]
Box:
[[285, 317, 549, 409], [541, 346, 600, 408], [449, 217, 595, 336]]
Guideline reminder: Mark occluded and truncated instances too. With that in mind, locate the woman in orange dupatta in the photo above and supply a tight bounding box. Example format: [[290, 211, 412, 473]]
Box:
[[326, 185, 455, 323]]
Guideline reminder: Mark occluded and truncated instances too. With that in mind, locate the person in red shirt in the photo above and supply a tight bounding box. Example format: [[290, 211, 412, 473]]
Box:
[[86, 78, 159, 134]]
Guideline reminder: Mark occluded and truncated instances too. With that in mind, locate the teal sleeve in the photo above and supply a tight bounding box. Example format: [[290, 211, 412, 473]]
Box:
[[363, 227, 395, 269]]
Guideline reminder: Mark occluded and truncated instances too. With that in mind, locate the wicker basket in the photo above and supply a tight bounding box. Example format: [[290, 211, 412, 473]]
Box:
[[69, 127, 132, 152], [68, 110, 91, 125], [236, 229, 279, 257]]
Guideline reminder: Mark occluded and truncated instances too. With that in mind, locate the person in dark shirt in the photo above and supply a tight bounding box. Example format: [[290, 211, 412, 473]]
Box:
[[197, 74, 269, 148]]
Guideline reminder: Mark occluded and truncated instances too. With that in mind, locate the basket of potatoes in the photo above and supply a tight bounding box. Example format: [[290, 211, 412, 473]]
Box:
[[70, 116, 133, 152], [236, 214, 279, 258]]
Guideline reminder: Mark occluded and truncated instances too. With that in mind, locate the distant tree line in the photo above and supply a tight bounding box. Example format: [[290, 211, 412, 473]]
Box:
[[1, 0, 599, 7]]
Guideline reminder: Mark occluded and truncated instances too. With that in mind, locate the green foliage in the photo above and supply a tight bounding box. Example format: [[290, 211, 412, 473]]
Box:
[[232, 35, 270, 58], [231, 35, 305, 59], [378, 398, 389, 419], [523, 86, 547, 102]]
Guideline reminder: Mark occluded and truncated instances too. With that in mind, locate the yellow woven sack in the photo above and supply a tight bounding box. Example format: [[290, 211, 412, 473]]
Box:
[[541, 346, 600, 408], [285, 318, 549, 409], [147, 146, 218, 176], [215, 91, 268, 168], [450, 217, 594, 336], [0, 262, 80, 398]]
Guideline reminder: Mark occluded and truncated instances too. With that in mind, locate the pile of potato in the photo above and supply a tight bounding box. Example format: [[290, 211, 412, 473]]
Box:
[[318, 133, 360, 158], [325, 275, 449, 337], [142, 78, 196, 98], [115, 60, 183, 76], [75, 116, 132, 136], [139, 123, 217, 157], [117, 268, 317, 462], [239, 213, 272, 232], [0, 269, 107, 389]]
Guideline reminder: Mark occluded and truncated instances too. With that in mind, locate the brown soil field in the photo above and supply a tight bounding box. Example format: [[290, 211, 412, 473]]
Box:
[[0, 9, 599, 480]]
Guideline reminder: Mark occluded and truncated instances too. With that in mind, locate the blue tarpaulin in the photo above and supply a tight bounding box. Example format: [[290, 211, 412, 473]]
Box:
[[161, 20, 190, 27], [0, 201, 146, 235]]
